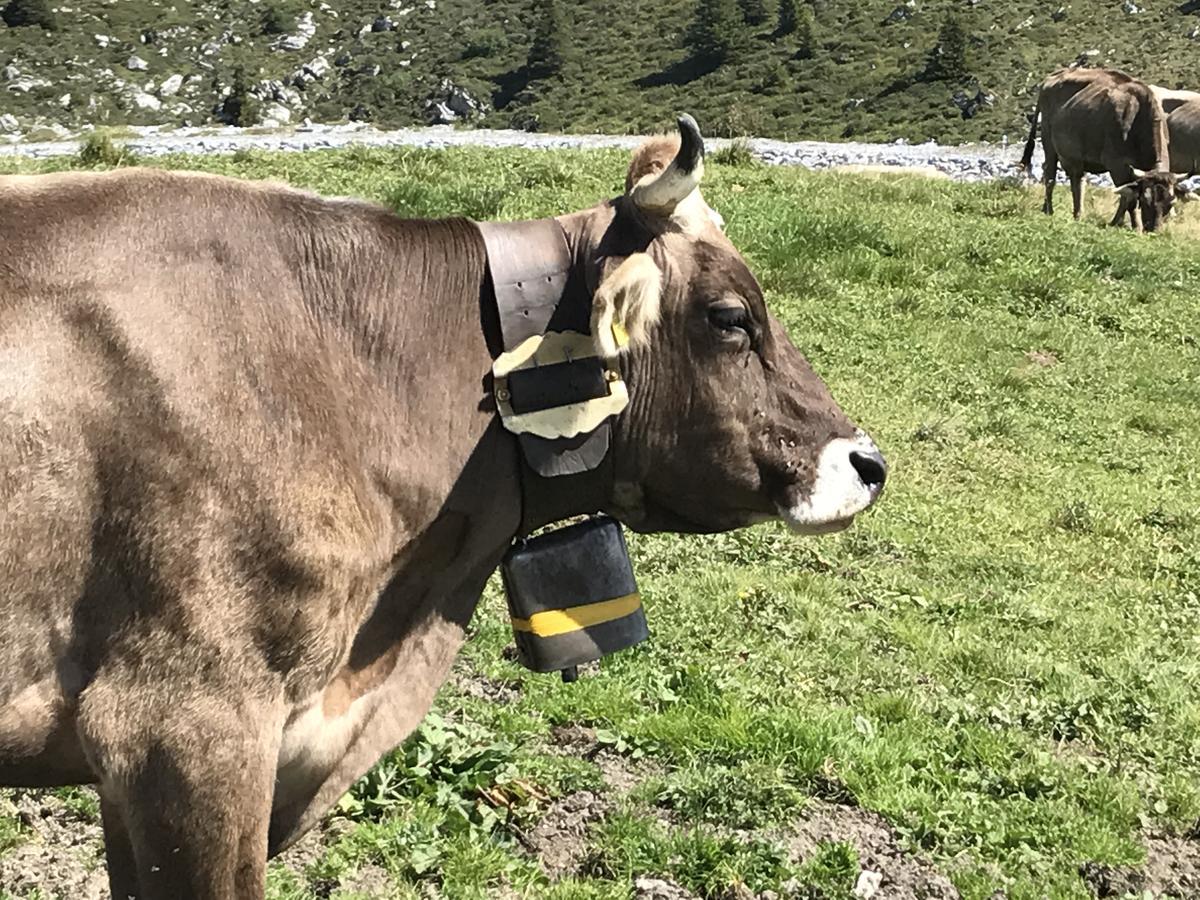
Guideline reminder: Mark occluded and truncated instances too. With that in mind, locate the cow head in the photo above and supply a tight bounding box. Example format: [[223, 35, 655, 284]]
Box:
[[558, 116, 886, 535], [1115, 169, 1189, 231]]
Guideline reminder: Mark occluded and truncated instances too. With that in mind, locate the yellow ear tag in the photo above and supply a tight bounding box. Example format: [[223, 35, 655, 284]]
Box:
[[612, 320, 630, 349]]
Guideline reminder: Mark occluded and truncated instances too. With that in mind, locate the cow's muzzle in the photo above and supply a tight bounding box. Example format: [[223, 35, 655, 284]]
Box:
[[778, 432, 887, 534]]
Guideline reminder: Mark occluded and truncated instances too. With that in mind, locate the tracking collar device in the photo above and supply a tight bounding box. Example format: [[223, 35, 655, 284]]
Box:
[[479, 219, 650, 682]]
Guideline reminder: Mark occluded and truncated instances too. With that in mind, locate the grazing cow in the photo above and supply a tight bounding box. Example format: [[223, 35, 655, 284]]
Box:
[[1168, 99, 1200, 176], [1021, 66, 1183, 230], [0, 115, 887, 899]]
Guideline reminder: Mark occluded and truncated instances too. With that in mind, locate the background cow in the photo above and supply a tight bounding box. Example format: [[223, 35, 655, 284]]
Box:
[[1021, 66, 1181, 231], [0, 116, 885, 899], [1150, 84, 1200, 115], [1168, 99, 1200, 178]]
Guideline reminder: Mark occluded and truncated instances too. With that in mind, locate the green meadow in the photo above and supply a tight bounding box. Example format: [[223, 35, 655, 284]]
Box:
[[1, 145, 1198, 899]]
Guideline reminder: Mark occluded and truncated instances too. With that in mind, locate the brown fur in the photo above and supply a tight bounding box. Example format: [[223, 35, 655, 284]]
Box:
[[0, 134, 878, 899]]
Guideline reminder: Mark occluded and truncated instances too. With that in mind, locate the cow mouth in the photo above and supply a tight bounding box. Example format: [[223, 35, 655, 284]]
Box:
[[777, 433, 886, 535]]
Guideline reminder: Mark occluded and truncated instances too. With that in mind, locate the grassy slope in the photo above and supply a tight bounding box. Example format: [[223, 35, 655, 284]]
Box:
[[0, 146, 1199, 899], [1, 0, 1200, 141]]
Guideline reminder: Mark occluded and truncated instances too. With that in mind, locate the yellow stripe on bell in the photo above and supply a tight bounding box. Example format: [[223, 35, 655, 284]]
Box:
[[611, 320, 630, 349], [510, 593, 642, 638]]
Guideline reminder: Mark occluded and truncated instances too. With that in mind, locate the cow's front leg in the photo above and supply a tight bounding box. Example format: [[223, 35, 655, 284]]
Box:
[[100, 795, 139, 900], [86, 695, 282, 900]]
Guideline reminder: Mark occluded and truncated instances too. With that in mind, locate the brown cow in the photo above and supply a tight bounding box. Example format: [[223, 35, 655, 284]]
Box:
[[1168, 99, 1200, 176], [0, 116, 886, 899], [1021, 66, 1182, 231]]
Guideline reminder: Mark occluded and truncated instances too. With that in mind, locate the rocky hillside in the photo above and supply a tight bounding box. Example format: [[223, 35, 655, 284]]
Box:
[[1, 0, 1198, 144]]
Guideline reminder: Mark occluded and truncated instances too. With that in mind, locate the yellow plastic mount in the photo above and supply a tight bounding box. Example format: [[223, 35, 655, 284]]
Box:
[[492, 330, 629, 440]]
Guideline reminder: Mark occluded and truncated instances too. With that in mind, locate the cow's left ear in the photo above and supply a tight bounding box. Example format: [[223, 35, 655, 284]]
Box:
[[591, 253, 662, 358]]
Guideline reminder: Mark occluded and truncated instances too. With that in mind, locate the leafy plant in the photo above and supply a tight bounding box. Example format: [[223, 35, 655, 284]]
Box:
[[77, 131, 137, 168], [338, 713, 539, 838], [711, 137, 756, 166]]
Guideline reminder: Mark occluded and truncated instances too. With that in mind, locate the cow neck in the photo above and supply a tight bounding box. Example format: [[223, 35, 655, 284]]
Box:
[[476, 215, 617, 537]]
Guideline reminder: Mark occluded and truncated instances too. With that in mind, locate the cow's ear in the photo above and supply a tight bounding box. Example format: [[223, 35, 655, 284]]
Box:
[[1114, 182, 1139, 201], [591, 253, 662, 358]]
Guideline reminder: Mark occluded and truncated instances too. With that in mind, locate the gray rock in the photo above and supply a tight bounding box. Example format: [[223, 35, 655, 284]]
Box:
[[854, 870, 883, 899], [1122, 0, 1142, 12], [131, 91, 162, 111], [423, 79, 487, 124], [262, 103, 292, 126], [303, 56, 329, 80], [2, 65, 20, 82], [371, 15, 396, 31], [126, 55, 150, 72], [1052, 5, 1068, 21], [159, 74, 184, 97], [273, 12, 317, 51], [0, 113, 19, 133], [884, 1, 916, 24]]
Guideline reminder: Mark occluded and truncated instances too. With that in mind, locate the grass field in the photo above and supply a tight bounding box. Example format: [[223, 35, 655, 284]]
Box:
[[0, 145, 1199, 899]]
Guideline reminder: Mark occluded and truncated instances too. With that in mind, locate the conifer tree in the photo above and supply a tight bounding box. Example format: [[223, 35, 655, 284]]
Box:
[[795, 6, 816, 58], [2, 0, 58, 29], [527, 0, 571, 78], [738, 0, 768, 26], [927, 15, 969, 81], [775, 0, 798, 37], [685, 0, 747, 64]]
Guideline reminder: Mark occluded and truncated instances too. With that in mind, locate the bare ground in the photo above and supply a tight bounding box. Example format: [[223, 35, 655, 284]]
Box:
[[2, 704, 1196, 898]]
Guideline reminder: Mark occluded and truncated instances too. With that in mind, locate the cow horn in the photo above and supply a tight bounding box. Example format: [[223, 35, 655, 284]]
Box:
[[631, 114, 706, 213], [1131, 167, 1148, 179]]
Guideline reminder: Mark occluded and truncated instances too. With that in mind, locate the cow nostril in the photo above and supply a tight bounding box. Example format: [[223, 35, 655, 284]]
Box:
[[849, 450, 887, 491]]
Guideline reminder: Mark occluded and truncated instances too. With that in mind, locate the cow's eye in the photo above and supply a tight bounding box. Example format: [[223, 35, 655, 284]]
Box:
[[708, 304, 751, 334]]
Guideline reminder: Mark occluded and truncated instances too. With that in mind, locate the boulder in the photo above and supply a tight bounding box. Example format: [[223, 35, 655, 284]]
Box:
[[158, 74, 184, 97], [126, 56, 150, 72], [131, 91, 162, 110]]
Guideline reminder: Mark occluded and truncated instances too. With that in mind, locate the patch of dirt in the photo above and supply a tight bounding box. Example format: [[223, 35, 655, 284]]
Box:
[[522, 723, 667, 881], [549, 723, 601, 758], [448, 667, 522, 705], [523, 789, 609, 879], [1080, 833, 1200, 898], [778, 800, 960, 899], [337, 862, 392, 897], [0, 791, 107, 900], [1025, 349, 1060, 367], [634, 875, 700, 898]]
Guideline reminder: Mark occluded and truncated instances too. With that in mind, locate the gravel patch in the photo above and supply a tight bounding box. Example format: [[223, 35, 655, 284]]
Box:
[[0, 121, 1112, 186]]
